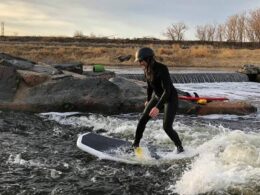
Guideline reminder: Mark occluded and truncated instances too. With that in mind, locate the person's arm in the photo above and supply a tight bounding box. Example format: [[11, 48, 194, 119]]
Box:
[[155, 66, 172, 108]]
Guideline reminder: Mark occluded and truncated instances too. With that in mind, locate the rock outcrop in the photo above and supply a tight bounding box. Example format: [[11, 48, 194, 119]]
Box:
[[238, 64, 260, 82], [0, 53, 144, 114], [53, 62, 83, 74], [197, 101, 257, 115], [0, 52, 257, 115], [0, 65, 19, 102]]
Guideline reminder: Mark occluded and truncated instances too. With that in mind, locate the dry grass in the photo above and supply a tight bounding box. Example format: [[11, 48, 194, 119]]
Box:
[[0, 42, 260, 69], [190, 46, 212, 58], [218, 49, 236, 58]]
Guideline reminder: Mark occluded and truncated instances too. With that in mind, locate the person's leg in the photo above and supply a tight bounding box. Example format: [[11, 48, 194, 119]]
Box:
[[133, 98, 158, 147], [163, 100, 184, 152]]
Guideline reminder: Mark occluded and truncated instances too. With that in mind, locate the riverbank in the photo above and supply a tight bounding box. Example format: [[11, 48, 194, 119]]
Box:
[[0, 37, 260, 69]]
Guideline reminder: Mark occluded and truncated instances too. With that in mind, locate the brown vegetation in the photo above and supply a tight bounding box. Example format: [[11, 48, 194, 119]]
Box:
[[0, 37, 260, 69]]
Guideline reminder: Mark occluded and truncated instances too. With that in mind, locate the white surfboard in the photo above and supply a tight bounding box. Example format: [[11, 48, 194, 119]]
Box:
[[77, 132, 197, 164]]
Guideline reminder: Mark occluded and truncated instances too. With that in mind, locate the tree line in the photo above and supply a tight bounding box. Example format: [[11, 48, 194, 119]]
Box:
[[163, 8, 260, 42]]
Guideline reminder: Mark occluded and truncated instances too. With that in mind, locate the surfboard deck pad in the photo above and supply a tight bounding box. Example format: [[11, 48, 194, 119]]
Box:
[[81, 132, 131, 152], [77, 132, 162, 162]]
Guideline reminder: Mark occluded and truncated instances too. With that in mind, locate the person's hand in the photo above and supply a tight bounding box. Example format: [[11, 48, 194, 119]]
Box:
[[149, 107, 159, 118], [144, 101, 148, 107]]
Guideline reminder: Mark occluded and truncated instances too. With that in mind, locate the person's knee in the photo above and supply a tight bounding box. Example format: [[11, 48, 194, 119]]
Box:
[[138, 115, 150, 128], [163, 122, 172, 132]]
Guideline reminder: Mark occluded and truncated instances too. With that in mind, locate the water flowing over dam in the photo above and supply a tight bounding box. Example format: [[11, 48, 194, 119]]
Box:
[[118, 72, 249, 83]]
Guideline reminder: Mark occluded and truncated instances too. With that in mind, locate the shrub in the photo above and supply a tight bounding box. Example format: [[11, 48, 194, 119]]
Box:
[[157, 48, 173, 55]]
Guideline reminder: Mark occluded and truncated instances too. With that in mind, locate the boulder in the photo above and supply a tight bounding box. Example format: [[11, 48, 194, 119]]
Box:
[[32, 64, 62, 75], [109, 76, 146, 112], [0, 59, 15, 67], [0, 53, 62, 75], [0, 65, 20, 102], [237, 64, 260, 82], [53, 62, 83, 74], [0, 58, 34, 70], [117, 55, 132, 62], [0, 53, 35, 70], [0, 77, 120, 113], [83, 70, 115, 80], [109, 76, 145, 97], [24, 77, 123, 113], [17, 70, 50, 87], [177, 100, 201, 115], [256, 74, 260, 82], [6, 59, 35, 70], [0, 76, 146, 114], [238, 64, 260, 74], [197, 101, 257, 115]]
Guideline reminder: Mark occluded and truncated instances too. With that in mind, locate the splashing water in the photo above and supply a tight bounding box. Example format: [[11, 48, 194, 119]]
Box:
[[172, 130, 260, 195], [34, 82, 260, 194]]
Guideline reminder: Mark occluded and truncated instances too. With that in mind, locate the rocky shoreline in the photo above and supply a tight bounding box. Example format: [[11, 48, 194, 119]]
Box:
[[0, 53, 257, 115]]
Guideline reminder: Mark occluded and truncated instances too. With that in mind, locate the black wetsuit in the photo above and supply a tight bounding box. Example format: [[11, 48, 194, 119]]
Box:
[[133, 61, 182, 147]]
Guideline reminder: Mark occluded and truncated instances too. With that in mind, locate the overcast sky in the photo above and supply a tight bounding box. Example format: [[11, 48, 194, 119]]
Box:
[[0, 0, 260, 39]]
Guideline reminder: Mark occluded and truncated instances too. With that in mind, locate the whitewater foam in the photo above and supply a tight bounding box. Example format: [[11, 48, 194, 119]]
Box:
[[172, 130, 260, 195]]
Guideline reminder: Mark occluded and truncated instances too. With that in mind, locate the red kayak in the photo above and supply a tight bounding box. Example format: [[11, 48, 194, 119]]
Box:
[[179, 96, 229, 101]]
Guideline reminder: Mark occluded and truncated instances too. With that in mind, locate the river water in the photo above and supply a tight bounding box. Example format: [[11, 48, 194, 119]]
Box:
[[0, 82, 259, 195]]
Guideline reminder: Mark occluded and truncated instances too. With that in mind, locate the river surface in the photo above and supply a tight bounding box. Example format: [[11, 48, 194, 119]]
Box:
[[0, 82, 259, 195]]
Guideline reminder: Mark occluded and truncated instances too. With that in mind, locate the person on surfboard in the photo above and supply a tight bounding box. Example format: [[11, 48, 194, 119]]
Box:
[[133, 47, 184, 154]]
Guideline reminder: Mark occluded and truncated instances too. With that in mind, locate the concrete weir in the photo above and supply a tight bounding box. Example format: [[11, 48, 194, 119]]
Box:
[[118, 72, 249, 83]]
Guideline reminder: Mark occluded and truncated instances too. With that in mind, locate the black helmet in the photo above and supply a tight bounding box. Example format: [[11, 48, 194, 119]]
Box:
[[135, 47, 154, 62]]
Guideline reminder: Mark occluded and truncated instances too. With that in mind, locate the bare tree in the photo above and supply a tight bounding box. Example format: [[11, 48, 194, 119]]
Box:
[[163, 25, 176, 40], [193, 8, 260, 43], [247, 8, 260, 42], [225, 14, 239, 41], [1, 22, 4, 36], [196, 24, 215, 41], [215, 24, 226, 41], [163, 22, 187, 40], [73, 30, 84, 37], [195, 25, 207, 41], [206, 24, 216, 41], [246, 21, 256, 42], [174, 22, 188, 40], [237, 13, 247, 42]]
